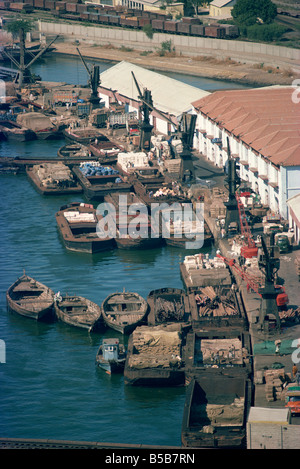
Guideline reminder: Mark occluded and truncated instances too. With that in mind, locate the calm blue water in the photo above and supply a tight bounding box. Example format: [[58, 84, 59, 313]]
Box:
[[0, 56, 242, 446]]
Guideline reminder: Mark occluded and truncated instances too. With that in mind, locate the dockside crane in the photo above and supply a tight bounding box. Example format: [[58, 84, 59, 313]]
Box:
[[3, 35, 59, 88], [76, 48, 101, 110], [224, 137, 241, 233], [217, 233, 287, 332], [131, 71, 196, 182], [236, 192, 258, 259]]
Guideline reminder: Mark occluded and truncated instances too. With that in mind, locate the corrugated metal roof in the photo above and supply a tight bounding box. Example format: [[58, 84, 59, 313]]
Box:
[[99, 61, 210, 118], [192, 86, 300, 167], [210, 0, 236, 8], [248, 407, 290, 424]]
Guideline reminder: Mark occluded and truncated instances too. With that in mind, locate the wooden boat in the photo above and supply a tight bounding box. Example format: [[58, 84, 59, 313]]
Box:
[[100, 290, 149, 334], [57, 143, 92, 160], [95, 338, 126, 374], [55, 202, 115, 253], [124, 323, 187, 386], [26, 163, 83, 195], [147, 287, 190, 326], [6, 273, 55, 321], [133, 179, 189, 207], [181, 375, 252, 448], [16, 112, 61, 140], [54, 293, 102, 332], [105, 192, 163, 250], [161, 204, 213, 248], [0, 120, 36, 142], [89, 140, 124, 164], [63, 127, 109, 145], [72, 162, 132, 200]]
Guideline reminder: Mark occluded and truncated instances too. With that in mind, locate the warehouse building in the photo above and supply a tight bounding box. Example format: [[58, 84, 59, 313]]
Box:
[[287, 193, 300, 244], [98, 61, 210, 135], [209, 0, 237, 19], [191, 86, 300, 220]]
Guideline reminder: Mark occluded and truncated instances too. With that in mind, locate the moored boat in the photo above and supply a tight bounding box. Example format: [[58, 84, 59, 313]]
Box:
[[0, 120, 36, 142], [26, 163, 83, 195], [54, 293, 102, 331], [6, 273, 55, 321], [100, 290, 149, 334], [181, 375, 252, 448], [147, 287, 190, 326], [57, 143, 91, 160], [95, 338, 126, 374], [72, 162, 132, 200], [63, 127, 108, 145], [16, 112, 61, 140], [55, 202, 115, 253], [124, 323, 187, 386], [105, 192, 163, 250]]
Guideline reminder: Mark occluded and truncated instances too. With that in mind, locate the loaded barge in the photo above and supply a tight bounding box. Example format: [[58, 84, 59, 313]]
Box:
[[55, 202, 115, 253], [26, 163, 83, 195]]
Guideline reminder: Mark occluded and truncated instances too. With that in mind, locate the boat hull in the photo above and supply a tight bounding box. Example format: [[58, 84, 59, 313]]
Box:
[[124, 367, 185, 387], [6, 295, 54, 321], [26, 167, 83, 196], [115, 236, 163, 250], [96, 359, 125, 374]]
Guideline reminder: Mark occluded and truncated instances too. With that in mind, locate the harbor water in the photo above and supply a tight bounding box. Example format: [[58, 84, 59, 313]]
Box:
[[0, 55, 250, 446]]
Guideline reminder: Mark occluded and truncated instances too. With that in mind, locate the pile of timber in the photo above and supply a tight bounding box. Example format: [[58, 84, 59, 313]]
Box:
[[195, 286, 238, 318], [33, 163, 76, 187], [155, 297, 185, 322], [279, 306, 300, 322]]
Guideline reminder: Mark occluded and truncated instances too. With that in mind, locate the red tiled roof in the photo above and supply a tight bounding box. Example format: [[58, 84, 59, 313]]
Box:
[[192, 87, 300, 166]]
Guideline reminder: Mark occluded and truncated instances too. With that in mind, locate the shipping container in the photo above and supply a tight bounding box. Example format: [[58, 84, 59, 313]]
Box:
[[89, 13, 99, 22], [99, 14, 110, 23], [80, 11, 89, 20], [190, 24, 205, 36], [218, 23, 239, 37], [10, 2, 33, 12], [108, 15, 120, 25], [0, 1, 10, 8], [138, 17, 151, 27]]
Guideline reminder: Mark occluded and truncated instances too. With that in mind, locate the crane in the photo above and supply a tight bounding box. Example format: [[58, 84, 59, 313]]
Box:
[[217, 239, 288, 332], [236, 192, 258, 258], [131, 71, 196, 182], [224, 137, 241, 233], [76, 48, 101, 109]]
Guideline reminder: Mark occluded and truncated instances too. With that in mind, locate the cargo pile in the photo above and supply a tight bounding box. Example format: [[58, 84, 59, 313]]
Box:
[[63, 210, 96, 224], [264, 368, 291, 402], [34, 162, 76, 187], [79, 161, 120, 177], [128, 324, 182, 369]]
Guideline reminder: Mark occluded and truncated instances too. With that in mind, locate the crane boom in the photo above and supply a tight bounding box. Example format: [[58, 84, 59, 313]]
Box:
[[236, 192, 258, 258]]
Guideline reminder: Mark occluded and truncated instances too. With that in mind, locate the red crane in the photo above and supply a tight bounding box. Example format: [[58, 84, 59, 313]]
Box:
[[236, 192, 258, 258], [217, 254, 289, 308]]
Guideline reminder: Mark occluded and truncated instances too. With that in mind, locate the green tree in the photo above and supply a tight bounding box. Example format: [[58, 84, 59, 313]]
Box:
[[143, 24, 154, 39], [232, 0, 277, 26]]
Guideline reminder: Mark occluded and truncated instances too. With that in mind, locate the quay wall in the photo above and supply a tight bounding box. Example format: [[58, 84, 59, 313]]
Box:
[[37, 21, 300, 69]]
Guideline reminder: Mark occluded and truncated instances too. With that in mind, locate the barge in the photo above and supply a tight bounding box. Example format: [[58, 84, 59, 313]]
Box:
[[63, 127, 109, 145], [6, 273, 54, 321], [0, 120, 36, 142], [181, 375, 252, 448], [26, 163, 83, 195], [55, 202, 115, 253], [124, 323, 189, 386], [72, 162, 132, 200], [54, 293, 102, 331], [147, 287, 190, 326], [100, 290, 149, 334], [180, 254, 232, 288], [105, 192, 163, 250]]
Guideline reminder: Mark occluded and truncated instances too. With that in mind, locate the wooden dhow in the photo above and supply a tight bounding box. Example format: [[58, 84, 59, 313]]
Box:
[[0, 120, 36, 142], [6, 273, 54, 321], [54, 293, 102, 331], [100, 290, 148, 334], [55, 202, 115, 253]]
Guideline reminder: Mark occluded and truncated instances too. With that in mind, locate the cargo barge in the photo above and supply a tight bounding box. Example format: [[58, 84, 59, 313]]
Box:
[[147, 287, 190, 326], [26, 163, 83, 195], [72, 162, 132, 200], [55, 202, 115, 253], [181, 375, 252, 448], [124, 323, 189, 386]]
